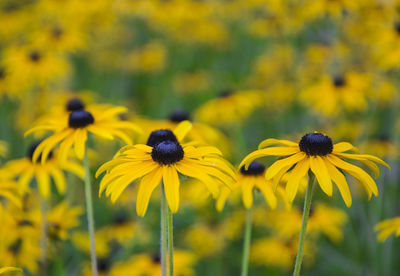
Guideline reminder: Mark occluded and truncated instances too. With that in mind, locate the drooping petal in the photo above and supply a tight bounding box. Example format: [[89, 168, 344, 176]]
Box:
[[48, 167, 66, 194], [174, 120, 192, 142], [285, 158, 310, 202], [310, 156, 332, 196], [175, 160, 219, 197], [241, 178, 255, 209], [335, 152, 390, 169], [240, 147, 300, 169], [327, 155, 378, 197], [73, 129, 87, 160], [255, 178, 277, 209], [36, 167, 50, 198], [265, 152, 306, 180], [324, 158, 352, 207], [162, 166, 180, 213], [258, 138, 298, 149], [136, 168, 163, 217], [333, 142, 359, 153]]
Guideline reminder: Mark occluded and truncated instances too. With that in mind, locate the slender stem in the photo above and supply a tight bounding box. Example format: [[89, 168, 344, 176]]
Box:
[[293, 175, 316, 276], [83, 147, 98, 276], [39, 194, 48, 276], [161, 185, 168, 276], [241, 206, 253, 276], [168, 208, 174, 276]]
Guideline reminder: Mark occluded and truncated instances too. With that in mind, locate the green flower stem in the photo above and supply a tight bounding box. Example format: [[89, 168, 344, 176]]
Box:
[[293, 174, 316, 276], [241, 206, 253, 276], [83, 147, 98, 276], [161, 185, 168, 276], [168, 208, 174, 276], [39, 194, 48, 275]]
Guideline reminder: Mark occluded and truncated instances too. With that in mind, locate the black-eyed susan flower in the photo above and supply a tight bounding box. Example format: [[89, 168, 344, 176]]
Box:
[[217, 161, 277, 211], [240, 132, 390, 206], [3, 141, 84, 198], [194, 90, 264, 125], [375, 217, 400, 242], [300, 72, 371, 116], [47, 202, 83, 241], [97, 125, 234, 216], [241, 132, 389, 275], [25, 99, 141, 163], [0, 141, 8, 158]]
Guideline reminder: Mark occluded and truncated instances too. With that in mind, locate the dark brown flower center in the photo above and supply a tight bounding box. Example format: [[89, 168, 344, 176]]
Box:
[[146, 129, 178, 147], [68, 110, 94, 128], [66, 98, 85, 112], [151, 141, 184, 165], [168, 109, 191, 123], [240, 161, 265, 176], [299, 133, 333, 156]]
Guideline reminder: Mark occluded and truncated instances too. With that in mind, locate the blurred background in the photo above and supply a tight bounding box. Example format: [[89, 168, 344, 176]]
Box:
[[0, 0, 399, 275]]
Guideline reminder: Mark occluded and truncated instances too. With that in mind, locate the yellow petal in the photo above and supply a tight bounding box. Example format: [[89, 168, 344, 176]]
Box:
[[241, 178, 254, 209], [256, 178, 277, 209], [136, 168, 162, 217], [335, 152, 390, 169], [175, 161, 219, 197], [0, 267, 22, 274], [73, 129, 87, 160], [285, 158, 310, 202], [327, 155, 378, 197], [258, 138, 298, 149], [310, 156, 332, 196], [333, 142, 359, 153], [49, 167, 66, 194], [324, 158, 352, 207], [162, 166, 180, 213], [36, 168, 50, 198], [265, 152, 306, 180], [174, 120, 192, 142], [240, 147, 300, 169]]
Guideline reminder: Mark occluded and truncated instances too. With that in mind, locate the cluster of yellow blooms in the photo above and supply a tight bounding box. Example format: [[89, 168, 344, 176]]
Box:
[[0, 0, 399, 276]]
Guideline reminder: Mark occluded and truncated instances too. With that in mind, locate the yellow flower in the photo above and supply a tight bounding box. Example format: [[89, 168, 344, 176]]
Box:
[[47, 202, 83, 240], [217, 161, 277, 210], [240, 133, 390, 207], [375, 217, 400, 242], [125, 41, 166, 74], [173, 71, 211, 94], [3, 141, 84, 198], [25, 100, 141, 163], [97, 122, 235, 216], [0, 175, 21, 208], [100, 210, 136, 244], [300, 72, 371, 116], [3, 46, 70, 91], [184, 224, 225, 257], [194, 90, 264, 125], [72, 230, 110, 258], [250, 236, 315, 270]]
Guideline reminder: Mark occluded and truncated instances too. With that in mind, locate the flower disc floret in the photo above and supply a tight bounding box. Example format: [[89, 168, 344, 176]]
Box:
[[66, 98, 85, 111], [68, 110, 94, 128], [332, 76, 346, 87], [299, 133, 333, 156], [146, 129, 178, 147], [151, 141, 184, 165], [169, 110, 190, 123], [240, 161, 265, 176]]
